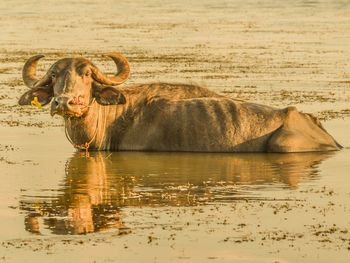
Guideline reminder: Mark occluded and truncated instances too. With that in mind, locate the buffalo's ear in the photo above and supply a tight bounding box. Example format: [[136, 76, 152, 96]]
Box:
[[93, 84, 126, 105], [18, 87, 53, 106]]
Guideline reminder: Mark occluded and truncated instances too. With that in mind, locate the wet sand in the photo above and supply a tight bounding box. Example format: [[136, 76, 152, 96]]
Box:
[[0, 0, 350, 262]]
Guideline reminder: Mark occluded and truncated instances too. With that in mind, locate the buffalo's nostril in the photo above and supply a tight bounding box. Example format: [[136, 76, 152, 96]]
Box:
[[54, 96, 73, 110]]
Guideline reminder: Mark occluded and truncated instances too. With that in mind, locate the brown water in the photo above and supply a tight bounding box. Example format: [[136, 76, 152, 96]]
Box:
[[1, 0, 350, 262]]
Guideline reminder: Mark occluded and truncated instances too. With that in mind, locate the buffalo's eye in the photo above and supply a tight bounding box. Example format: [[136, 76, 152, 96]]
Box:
[[84, 71, 91, 77], [51, 73, 56, 79]]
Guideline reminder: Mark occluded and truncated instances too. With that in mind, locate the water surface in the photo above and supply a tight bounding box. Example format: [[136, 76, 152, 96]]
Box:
[[0, 0, 349, 262]]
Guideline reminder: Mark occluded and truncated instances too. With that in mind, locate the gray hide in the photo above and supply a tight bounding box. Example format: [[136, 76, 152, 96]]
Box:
[[18, 55, 342, 153]]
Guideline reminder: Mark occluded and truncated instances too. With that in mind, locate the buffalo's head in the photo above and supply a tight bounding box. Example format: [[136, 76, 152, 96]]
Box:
[[19, 52, 129, 118]]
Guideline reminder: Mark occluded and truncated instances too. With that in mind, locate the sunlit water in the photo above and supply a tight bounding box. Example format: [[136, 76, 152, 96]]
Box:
[[0, 0, 350, 262], [0, 126, 349, 262], [19, 151, 334, 235]]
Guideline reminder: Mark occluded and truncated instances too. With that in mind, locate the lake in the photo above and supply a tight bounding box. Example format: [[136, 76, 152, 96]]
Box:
[[0, 0, 349, 262]]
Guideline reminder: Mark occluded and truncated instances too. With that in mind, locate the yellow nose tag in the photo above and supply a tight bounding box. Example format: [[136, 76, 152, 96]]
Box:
[[31, 96, 42, 109]]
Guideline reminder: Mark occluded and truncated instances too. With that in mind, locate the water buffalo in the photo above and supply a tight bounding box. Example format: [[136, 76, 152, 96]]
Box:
[[18, 52, 341, 152]]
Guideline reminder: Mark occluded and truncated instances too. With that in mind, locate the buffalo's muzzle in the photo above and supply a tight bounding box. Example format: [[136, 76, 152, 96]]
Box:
[[51, 96, 75, 116]]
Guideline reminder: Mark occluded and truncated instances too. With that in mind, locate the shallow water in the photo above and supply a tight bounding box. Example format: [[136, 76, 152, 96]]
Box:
[[1, 126, 350, 262], [1, 0, 350, 262]]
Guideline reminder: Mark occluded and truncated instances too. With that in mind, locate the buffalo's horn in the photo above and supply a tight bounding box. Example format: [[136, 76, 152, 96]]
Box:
[[91, 52, 130, 86], [22, 55, 52, 88]]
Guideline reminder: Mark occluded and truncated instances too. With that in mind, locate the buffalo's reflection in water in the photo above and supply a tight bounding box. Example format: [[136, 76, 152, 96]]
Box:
[[20, 152, 333, 235]]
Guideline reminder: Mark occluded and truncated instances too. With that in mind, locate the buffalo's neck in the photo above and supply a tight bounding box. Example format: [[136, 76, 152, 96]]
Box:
[[65, 102, 129, 150], [64, 102, 114, 150]]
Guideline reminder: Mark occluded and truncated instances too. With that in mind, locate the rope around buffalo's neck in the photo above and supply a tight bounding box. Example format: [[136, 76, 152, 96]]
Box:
[[65, 99, 99, 154]]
